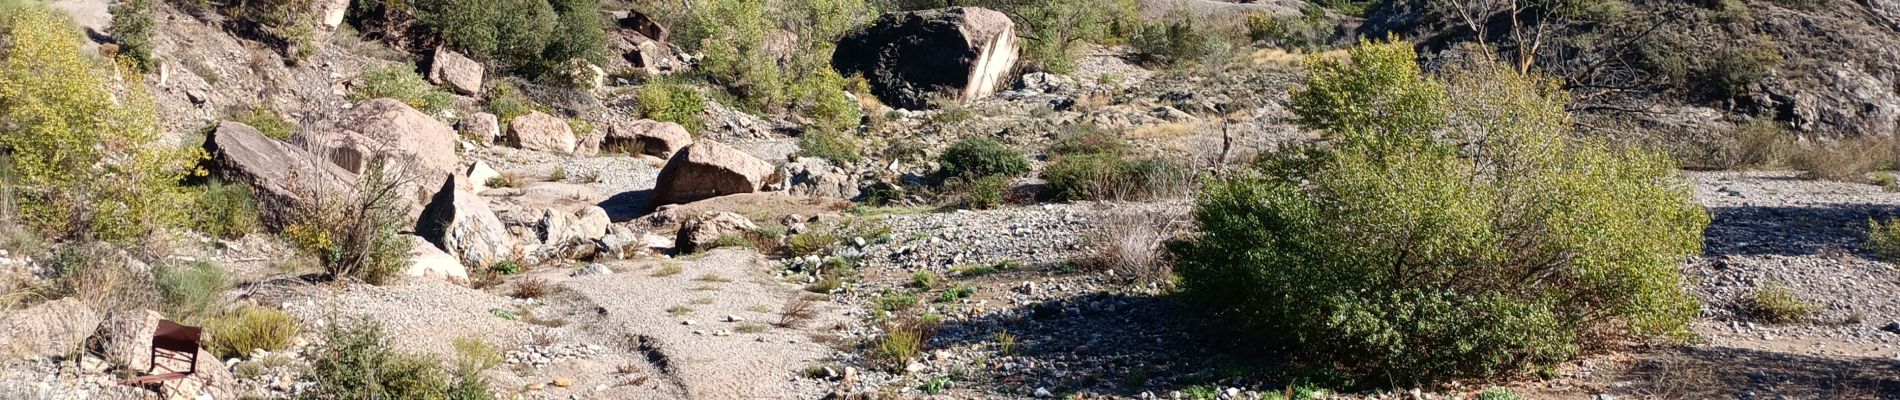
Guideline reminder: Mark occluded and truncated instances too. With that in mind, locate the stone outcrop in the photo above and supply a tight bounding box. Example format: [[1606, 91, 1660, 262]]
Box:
[[0, 298, 99, 360], [428, 47, 484, 95], [467, 161, 500, 192], [509, 111, 578, 154], [406, 235, 469, 283], [644, 140, 778, 212], [784, 157, 860, 200], [101, 310, 237, 399], [605, 119, 693, 159], [831, 7, 1019, 110], [321, 98, 460, 180], [674, 212, 759, 254], [415, 174, 517, 268], [203, 122, 358, 228], [460, 112, 500, 146]]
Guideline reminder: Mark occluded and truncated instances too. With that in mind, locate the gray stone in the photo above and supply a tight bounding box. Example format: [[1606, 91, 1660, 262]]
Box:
[[415, 174, 517, 268]]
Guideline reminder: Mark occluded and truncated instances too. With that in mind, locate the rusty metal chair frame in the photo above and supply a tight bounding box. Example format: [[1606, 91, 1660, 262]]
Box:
[[118, 319, 202, 393]]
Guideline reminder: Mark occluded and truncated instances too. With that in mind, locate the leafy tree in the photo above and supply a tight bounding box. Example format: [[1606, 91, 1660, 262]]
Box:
[[1171, 40, 1706, 385], [0, 7, 202, 245]]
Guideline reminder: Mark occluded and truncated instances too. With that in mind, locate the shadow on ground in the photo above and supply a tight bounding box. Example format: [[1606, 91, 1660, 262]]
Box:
[[928, 291, 1278, 396], [600, 189, 653, 222], [1703, 204, 1900, 257], [1608, 345, 1900, 399]]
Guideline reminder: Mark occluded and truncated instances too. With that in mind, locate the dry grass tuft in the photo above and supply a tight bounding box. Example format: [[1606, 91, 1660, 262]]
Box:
[[511, 277, 548, 299], [777, 295, 818, 328], [1790, 135, 1897, 182], [1082, 213, 1187, 286]]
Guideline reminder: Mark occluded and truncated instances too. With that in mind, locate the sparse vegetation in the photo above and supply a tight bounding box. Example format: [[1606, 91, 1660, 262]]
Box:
[[303, 318, 494, 399], [1745, 281, 1817, 323], [938, 137, 1029, 180], [351, 64, 454, 114], [778, 295, 818, 328], [228, 104, 298, 140], [798, 130, 862, 165], [1131, 7, 1220, 68], [910, 271, 938, 289], [190, 180, 264, 240], [652, 263, 684, 277], [1790, 135, 1896, 182], [1175, 40, 1707, 385], [487, 172, 524, 189], [154, 261, 232, 323], [206, 305, 300, 359], [281, 160, 414, 285], [511, 277, 548, 299], [1867, 217, 1900, 262], [1044, 126, 1193, 201], [637, 81, 706, 134], [736, 322, 768, 333], [1082, 214, 1180, 286], [868, 314, 939, 369], [666, 305, 693, 316], [937, 284, 975, 302]]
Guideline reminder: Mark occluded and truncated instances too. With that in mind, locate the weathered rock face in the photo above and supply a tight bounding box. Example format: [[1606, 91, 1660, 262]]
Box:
[[540, 206, 612, 253], [467, 161, 500, 192], [318, 0, 349, 29], [0, 298, 99, 360], [618, 11, 668, 43], [509, 111, 578, 154], [606, 119, 693, 159], [832, 7, 1019, 110], [674, 212, 759, 254], [428, 47, 484, 96], [644, 140, 778, 212], [321, 98, 460, 180], [784, 157, 860, 200], [204, 122, 358, 228], [405, 235, 468, 283], [415, 174, 517, 268], [461, 112, 500, 146]]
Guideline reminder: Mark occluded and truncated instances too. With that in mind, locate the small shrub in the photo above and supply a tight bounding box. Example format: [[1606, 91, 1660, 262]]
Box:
[[303, 318, 494, 399], [206, 305, 300, 359], [154, 261, 231, 323], [993, 330, 1017, 354], [1478, 388, 1523, 400], [704, 235, 753, 251], [491, 260, 522, 275], [1870, 217, 1900, 262], [868, 314, 939, 369], [651, 263, 683, 277], [638, 81, 707, 134], [787, 231, 839, 258], [874, 293, 919, 314], [696, 273, 732, 283], [951, 175, 1012, 210], [486, 172, 523, 189], [228, 104, 297, 140], [1082, 214, 1181, 286], [1681, 119, 1793, 170], [351, 64, 453, 114], [1744, 281, 1816, 324], [452, 335, 503, 371], [805, 258, 857, 293], [511, 277, 548, 299], [777, 295, 818, 328], [1875, 172, 1898, 191], [189, 180, 263, 240], [798, 130, 862, 165], [1705, 36, 1782, 99], [549, 166, 567, 182], [1130, 8, 1218, 68], [487, 82, 538, 126], [282, 160, 415, 285], [937, 284, 975, 302], [666, 305, 693, 316], [735, 322, 768, 333], [1790, 135, 1897, 182], [107, 0, 156, 71], [1044, 154, 1192, 201], [910, 271, 937, 289], [938, 137, 1029, 180]]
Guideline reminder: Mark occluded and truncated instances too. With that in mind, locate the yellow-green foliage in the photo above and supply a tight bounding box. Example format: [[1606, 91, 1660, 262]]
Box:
[[690, 0, 784, 107], [685, 0, 866, 130], [207, 305, 300, 359], [107, 0, 156, 71], [410, 0, 605, 77], [0, 7, 203, 245], [190, 179, 263, 239], [637, 81, 706, 133], [352, 64, 454, 114], [154, 261, 231, 323], [1173, 40, 1707, 385], [1010, 0, 1140, 73], [304, 319, 495, 399], [1745, 281, 1816, 324], [486, 82, 537, 126], [1866, 217, 1900, 262], [228, 104, 298, 140]]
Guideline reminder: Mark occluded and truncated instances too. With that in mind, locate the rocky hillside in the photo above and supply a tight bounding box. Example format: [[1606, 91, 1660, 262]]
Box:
[[0, 0, 1898, 399]]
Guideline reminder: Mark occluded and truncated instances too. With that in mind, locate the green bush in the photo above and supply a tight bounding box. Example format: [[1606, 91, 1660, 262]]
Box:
[[303, 319, 495, 400], [206, 305, 300, 359], [0, 8, 202, 245], [1044, 129, 1192, 201], [352, 64, 454, 114], [228, 105, 298, 140], [1172, 40, 1707, 385], [190, 179, 263, 240], [282, 160, 413, 285], [938, 137, 1029, 180], [409, 0, 604, 77], [107, 0, 156, 71], [228, 0, 320, 60], [1130, 8, 1218, 68], [953, 175, 1011, 209], [486, 82, 537, 126], [798, 130, 861, 165], [1705, 36, 1782, 99], [1868, 217, 1900, 262], [637, 82, 707, 134], [990, 0, 1140, 73], [689, 0, 786, 108], [1744, 281, 1815, 324], [154, 261, 232, 323]]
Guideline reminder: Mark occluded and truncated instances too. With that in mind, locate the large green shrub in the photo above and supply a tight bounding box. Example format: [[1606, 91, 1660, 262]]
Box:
[[303, 319, 494, 400], [352, 64, 454, 114], [637, 81, 707, 133], [189, 179, 263, 239], [1171, 40, 1707, 385], [408, 0, 603, 77], [0, 8, 203, 245], [937, 137, 1029, 180]]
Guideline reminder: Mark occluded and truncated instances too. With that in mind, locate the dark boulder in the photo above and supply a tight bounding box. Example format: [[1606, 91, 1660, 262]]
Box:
[[831, 7, 1019, 110]]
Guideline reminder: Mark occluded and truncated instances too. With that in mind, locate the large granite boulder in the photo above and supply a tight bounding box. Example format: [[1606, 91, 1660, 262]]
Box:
[[203, 121, 358, 228], [318, 98, 460, 181], [415, 174, 517, 268], [428, 46, 484, 95], [831, 7, 1019, 110], [509, 111, 578, 154], [674, 212, 759, 254], [406, 235, 469, 283], [605, 119, 693, 158], [0, 298, 99, 360], [643, 140, 777, 212], [460, 112, 500, 146], [784, 157, 860, 200]]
